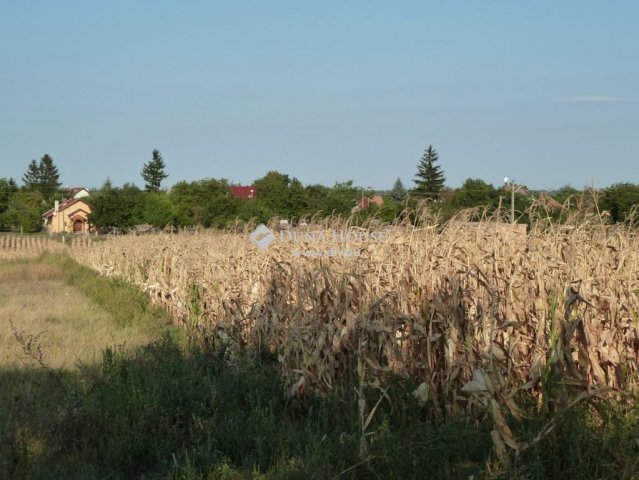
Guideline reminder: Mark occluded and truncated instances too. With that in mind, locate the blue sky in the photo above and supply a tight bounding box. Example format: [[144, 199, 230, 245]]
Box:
[[1, 1, 637, 191]]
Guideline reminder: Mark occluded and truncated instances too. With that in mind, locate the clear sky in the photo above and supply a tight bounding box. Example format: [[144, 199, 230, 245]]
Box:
[[1, 1, 637, 192]]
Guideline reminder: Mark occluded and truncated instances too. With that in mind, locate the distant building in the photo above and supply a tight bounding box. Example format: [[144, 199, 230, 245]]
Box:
[[352, 195, 384, 213], [230, 186, 257, 199], [66, 187, 90, 199], [42, 197, 92, 234], [538, 192, 562, 210], [504, 183, 528, 195], [355, 195, 384, 210], [440, 188, 456, 203]]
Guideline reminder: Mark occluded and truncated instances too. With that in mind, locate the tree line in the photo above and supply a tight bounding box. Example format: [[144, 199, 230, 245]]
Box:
[[2, 146, 639, 233]]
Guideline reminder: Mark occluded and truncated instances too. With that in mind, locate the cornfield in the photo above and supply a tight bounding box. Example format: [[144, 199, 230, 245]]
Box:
[[67, 207, 639, 461], [0, 236, 67, 261]]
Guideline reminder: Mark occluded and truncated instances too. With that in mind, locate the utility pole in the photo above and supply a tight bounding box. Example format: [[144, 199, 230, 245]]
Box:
[[504, 177, 515, 224]]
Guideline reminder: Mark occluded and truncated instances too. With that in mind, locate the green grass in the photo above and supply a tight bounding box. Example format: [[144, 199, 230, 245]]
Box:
[[0, 255, 172, 370], [1, 255, 638, 479], [1, 336, 494, 480], [47, 253, 174, 334]]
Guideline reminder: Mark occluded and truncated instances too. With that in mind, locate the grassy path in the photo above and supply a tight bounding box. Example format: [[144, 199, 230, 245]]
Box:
[[1, 256, 170, 369], [1, 255, 176, 479]]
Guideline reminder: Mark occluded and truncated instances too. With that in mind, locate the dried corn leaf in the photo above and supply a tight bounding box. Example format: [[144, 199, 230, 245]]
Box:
[[491, 399, 519, 452]]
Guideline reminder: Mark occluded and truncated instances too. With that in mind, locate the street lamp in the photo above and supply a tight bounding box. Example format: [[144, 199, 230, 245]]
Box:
[[504, 177, 515, 224]]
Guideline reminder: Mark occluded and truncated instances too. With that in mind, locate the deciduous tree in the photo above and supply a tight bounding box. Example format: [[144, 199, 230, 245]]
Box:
[[0, 178, 18, 230], [600, 183, 639, 223], [253, 171, 290, 214], [88, 181, 143, 231], [453, 178, 497, 208], [4, 191, 44, 232], [169, 178, 231, 227]]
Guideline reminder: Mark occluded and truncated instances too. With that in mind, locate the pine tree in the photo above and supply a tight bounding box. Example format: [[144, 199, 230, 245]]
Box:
[[391, 177, 407, 202], [21, 154, 61, 202], [39, 154, 61, 202], [141, 149, 169, 191], [413, 145, 446, 199], [22, 160, 41, 190]]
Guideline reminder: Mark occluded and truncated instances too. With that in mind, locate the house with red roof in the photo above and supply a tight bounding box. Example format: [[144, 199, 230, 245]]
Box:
[[230, 186, 257, 199], [353, 195, 384, 211]]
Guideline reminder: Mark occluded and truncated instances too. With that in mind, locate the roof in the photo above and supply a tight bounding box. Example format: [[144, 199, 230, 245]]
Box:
[[504, 184, 528, 195], [230, 185, 256, 199], [371, 195, 384, 206], [42, 198, 90, 218], [357, 197, 370, 209], [355, 195, 384, 209], [539, 192, 563, 209], [68, 187, 89, 196]]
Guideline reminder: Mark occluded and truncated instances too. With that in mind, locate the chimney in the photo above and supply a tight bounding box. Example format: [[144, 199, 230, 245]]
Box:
[[54, 200, 59, 216]]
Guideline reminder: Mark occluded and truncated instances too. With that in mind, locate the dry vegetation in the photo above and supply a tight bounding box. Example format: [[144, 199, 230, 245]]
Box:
[[0, 261, 153, 369], [2, 204, 639, 475], [66, 208, 639, 464], [0, 235, 66, 262]]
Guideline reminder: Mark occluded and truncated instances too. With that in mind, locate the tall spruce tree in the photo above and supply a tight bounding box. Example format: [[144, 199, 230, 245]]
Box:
[[141, 149, 169, 191], [22, 154, 61, 202], [413, 145, 445, 199], [22, 160, 41, 190], [391, 177, 407, 202], [39, 154, 61, 202]]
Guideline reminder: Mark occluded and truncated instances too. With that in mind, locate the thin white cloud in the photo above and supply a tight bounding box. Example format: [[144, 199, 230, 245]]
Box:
[[563, 95, 626, 103]]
